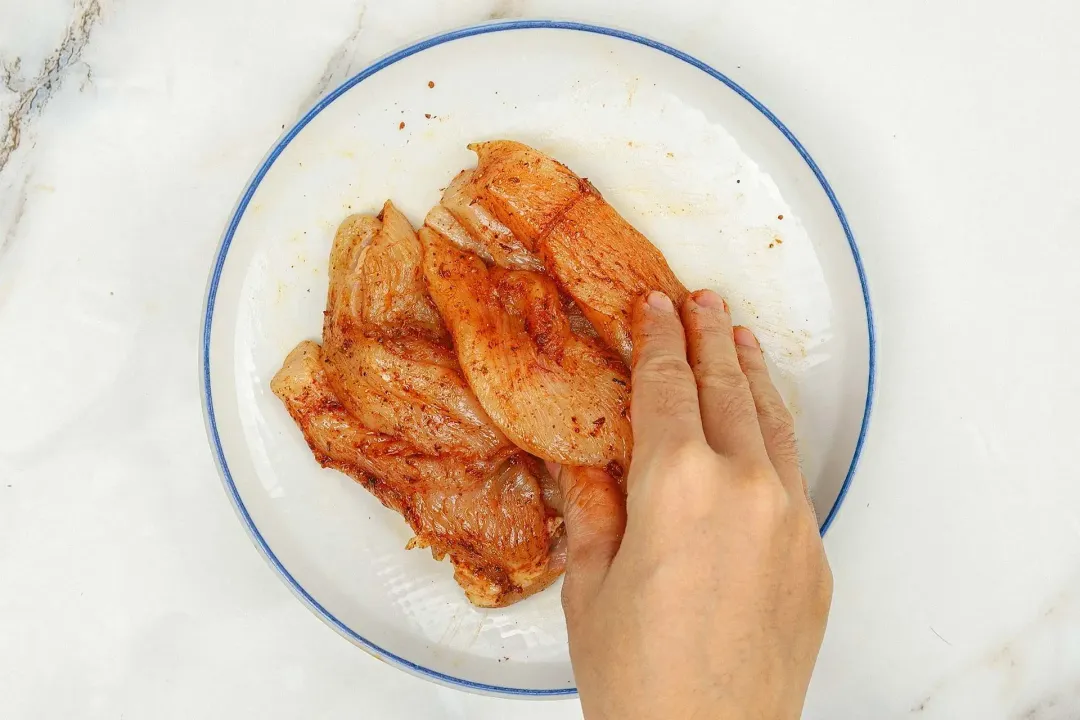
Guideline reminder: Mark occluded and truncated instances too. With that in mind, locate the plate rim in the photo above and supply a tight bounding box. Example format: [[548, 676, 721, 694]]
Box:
[[199, 18, 876, 698]]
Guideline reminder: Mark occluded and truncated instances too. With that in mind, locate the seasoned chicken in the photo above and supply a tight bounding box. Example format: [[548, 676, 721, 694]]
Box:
[[271, 139, 690, 607], [464, 140, 689, 363], [466, 140, 585, 243], [322, 202, 509, 458], [419, 224, 632, 473], [271, 341, 565, 607], [424, 169, 545, 272]]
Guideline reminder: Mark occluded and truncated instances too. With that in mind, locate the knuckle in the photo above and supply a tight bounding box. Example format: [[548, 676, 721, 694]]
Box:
[[768, 409, 796, 437], [695, 363, 750, 396], [756, 389, 794, 426], [684, 303, 728, 333], [636, 314, 683, 346], [735, 343, 767, 371], [738, 470, 790, 521], [648, 443, 724, 514], [633, 355, 699, 419], [766, 423, 801, 465], [666, 440, 715, 477], [565, 474, 619, 521], [701, 376, 758, 424], [635, 353, 692, 383], [645, 385, 699, 419]]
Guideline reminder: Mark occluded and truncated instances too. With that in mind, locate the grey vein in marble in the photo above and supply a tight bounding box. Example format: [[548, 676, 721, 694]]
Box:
[[299, 4, 369, 113], [909, 572, 1080, 718], [0, 0, 101, 176], [487, 0, 526, 20], [0, 173, 28, 266], [1014, 683, 1080, 720]]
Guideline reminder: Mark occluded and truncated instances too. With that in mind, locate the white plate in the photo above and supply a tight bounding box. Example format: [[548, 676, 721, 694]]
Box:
[[201, 21, 874, 698]]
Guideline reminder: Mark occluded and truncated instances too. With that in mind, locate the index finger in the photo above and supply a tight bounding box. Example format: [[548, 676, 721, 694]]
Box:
[[629, 292, 706, 463]]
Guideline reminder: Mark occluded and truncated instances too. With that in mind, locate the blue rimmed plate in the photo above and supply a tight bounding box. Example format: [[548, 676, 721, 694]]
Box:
[[200, 20, 874, 698]]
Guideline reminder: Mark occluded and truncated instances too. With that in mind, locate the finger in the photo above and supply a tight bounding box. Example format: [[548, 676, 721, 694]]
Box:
[[629, 292, 706, 466], [732, 326, 804, 494], [552, 464, 627, 614], [681, 291, 769, 462]]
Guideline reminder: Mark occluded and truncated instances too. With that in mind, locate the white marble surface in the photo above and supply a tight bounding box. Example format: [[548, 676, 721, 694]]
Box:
[[1, 0, 1078, 718]]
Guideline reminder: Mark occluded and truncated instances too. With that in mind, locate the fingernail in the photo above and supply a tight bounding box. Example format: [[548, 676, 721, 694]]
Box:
[[692, 289, 728, 311], [646, 291, 674, 312], [733, 326, 759, 349]]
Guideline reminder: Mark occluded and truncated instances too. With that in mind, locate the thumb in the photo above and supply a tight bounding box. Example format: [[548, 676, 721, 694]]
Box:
[[547, 462, 627, 609]]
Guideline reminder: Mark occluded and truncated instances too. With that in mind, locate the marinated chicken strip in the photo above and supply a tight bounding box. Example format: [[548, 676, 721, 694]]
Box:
[[420, 225, 632, 472], [322, 202, 509, 458], [425, 169, 545, 272], [467, 141, 586, 244], [328, 210, 448, 342], [424, 196, 599, 342], [271, 341, 565, 607], [466, 140, 689, 363], [538, 191, 689, 363]]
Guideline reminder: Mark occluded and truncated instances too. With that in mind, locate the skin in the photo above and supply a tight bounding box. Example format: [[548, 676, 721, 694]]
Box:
[[552, 289, 833, 720]]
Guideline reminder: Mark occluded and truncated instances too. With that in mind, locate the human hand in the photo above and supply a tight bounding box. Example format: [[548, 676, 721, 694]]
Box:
[[553, 289, 833, 720]]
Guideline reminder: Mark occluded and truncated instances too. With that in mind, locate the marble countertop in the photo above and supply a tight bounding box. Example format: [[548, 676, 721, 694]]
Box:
[[2, 1, 1079, 718]]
